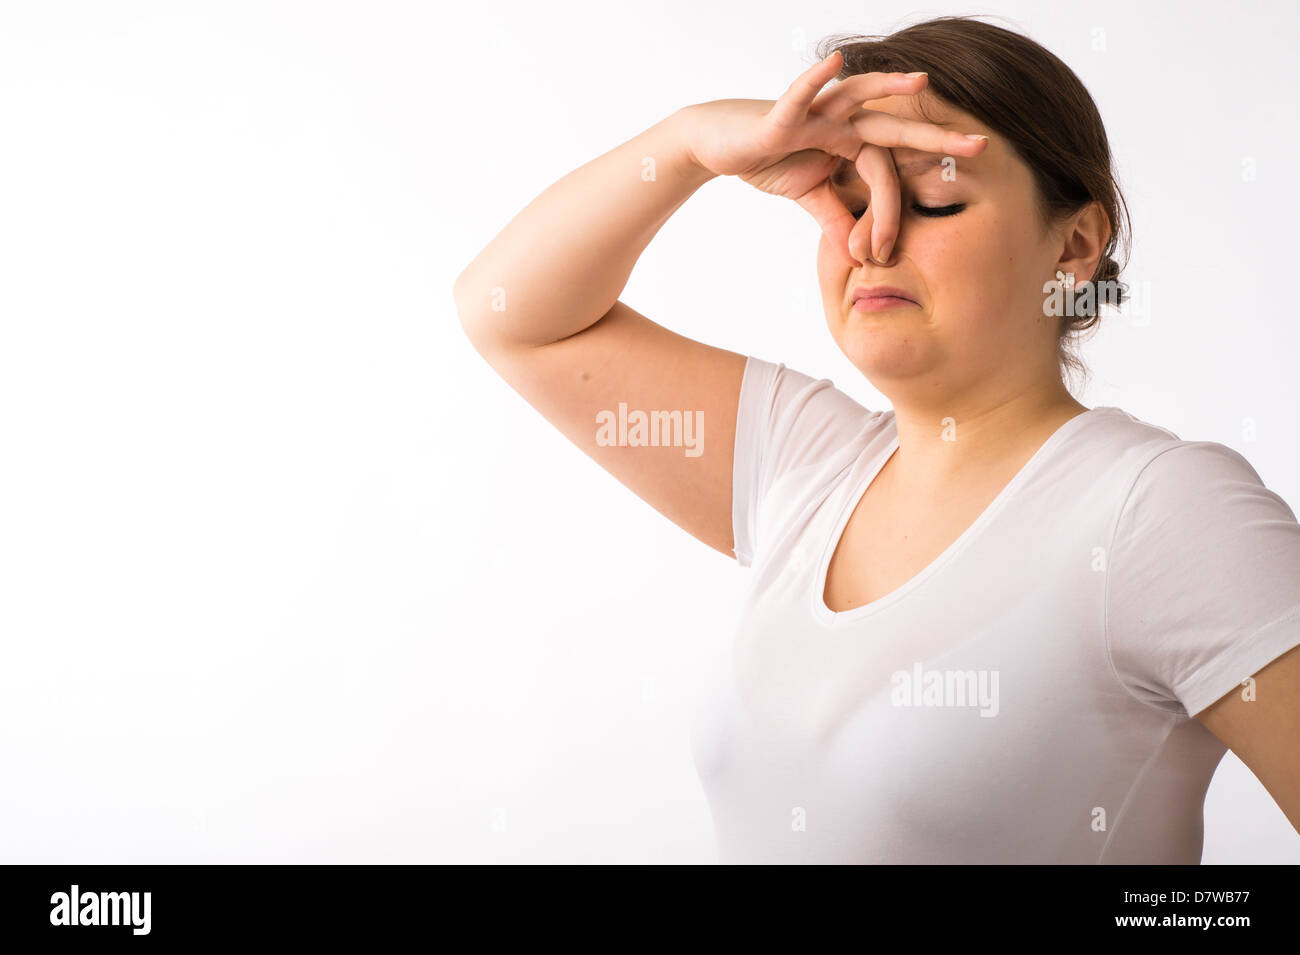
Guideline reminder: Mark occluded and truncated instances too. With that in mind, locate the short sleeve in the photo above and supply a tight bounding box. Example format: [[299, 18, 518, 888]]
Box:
[[730, 356, 874, 567], [1105, 441, 1300, 717]]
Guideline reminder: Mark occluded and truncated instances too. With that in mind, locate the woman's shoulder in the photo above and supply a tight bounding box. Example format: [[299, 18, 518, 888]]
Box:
[[739, 354, 890, 456], [1079, 407, 1295, 533], [1087, 406, 1269, 490]]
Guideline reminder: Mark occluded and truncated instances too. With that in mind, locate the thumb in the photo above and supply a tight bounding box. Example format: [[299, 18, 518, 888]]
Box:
[[797, 181, 860, 270]]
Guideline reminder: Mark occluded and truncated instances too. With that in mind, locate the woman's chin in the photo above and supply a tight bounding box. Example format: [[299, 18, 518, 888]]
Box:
[[834, 334, 939, 381]]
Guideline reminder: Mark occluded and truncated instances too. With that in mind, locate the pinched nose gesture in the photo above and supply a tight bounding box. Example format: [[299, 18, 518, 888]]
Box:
[[682, 50, 988, 269]]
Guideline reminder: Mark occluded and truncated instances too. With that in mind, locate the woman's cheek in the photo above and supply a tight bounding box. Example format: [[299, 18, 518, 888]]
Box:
[[919, 219, 999, 293], [816, 233, 855, 301]]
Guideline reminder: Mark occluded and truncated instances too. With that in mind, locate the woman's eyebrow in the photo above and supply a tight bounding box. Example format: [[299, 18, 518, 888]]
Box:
[[895, 155, 959, 177]]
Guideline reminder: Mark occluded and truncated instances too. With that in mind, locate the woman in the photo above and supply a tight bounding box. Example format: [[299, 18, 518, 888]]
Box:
[[453, 16, 1300, 863]]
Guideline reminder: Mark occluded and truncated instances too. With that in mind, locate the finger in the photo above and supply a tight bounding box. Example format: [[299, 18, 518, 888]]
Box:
[[795, 179, 861, 269], [814, 70, 929, 119], [851, 143, 900, 265], [767, 50, 843, 130], [846, 107, 989, 156], [818, 227, 861, 273]]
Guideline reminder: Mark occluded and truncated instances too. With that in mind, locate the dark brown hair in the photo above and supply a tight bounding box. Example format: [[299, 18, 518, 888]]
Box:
[[815, 15, 1131, 392]]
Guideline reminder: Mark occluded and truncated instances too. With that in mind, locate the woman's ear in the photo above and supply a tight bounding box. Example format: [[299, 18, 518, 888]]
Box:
[[1055, 200, 1111, 285]]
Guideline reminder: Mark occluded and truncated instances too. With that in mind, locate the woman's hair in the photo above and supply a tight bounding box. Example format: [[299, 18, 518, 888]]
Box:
[[815, 16, 1131, 394]]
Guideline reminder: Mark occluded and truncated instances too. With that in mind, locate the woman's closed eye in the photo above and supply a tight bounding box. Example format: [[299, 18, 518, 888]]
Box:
[[850, 202, 966, 219]]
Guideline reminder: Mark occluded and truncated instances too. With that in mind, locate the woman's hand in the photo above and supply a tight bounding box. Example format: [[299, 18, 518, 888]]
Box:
[[679, 50, 988, 268]]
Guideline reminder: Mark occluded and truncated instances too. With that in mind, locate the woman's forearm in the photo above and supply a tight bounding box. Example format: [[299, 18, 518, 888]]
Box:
[[453, 107, 716, 348]]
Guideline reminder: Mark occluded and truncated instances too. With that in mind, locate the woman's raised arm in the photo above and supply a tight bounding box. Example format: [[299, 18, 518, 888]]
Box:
[[452, 108, 747, 557]]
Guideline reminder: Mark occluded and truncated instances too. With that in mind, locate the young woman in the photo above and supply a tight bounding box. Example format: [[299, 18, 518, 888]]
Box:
[[453, 16, 1300, 863]]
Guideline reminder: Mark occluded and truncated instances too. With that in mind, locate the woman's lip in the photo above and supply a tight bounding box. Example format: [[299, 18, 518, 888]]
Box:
[[851, 285, 918, 306], [851, 296, 917, 312]]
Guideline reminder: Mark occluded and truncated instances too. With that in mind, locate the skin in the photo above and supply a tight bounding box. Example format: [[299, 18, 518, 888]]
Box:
[[1197, 646, 1300, 836], [455, 50, 1300, 838]]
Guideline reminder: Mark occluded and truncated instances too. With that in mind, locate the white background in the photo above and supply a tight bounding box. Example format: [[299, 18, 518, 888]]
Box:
[[1, 0, 1297, 863]]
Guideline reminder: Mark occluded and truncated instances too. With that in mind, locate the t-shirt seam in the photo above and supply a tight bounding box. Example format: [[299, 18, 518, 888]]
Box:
[[1101, 442, 1198, 717], [731, 356, 756, 565], [734, 357, 779, 566], [1095, 713, 1179, 863]]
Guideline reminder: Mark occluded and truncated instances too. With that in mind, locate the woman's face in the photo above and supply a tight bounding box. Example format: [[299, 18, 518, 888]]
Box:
[[817, 91, 1068, 400]]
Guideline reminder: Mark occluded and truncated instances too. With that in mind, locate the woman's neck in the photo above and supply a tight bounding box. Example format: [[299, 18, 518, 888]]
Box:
[[883, 385, 1089, 497]]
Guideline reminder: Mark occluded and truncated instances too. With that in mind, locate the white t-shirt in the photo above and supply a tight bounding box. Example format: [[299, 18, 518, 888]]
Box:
[[688, 356, 1300, 864]]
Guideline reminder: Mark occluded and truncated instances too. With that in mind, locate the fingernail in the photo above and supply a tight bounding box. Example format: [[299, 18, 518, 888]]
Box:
[[906, 71, 927, 79], [876, 240, 893, 264], [965, 134, 988, 141]]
